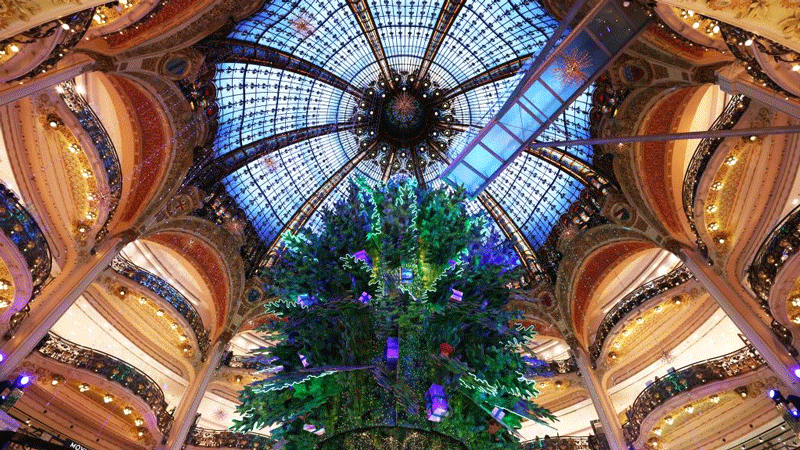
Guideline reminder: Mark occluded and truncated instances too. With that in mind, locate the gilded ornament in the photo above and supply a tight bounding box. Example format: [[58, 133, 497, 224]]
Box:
[[780, 10, 800, 40]]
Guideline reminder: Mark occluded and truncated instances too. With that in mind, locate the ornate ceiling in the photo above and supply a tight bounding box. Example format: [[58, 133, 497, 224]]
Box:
[[205, 0, 597, 251]]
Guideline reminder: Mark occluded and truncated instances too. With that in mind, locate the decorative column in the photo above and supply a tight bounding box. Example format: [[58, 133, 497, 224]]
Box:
[[162, 338, 228, 450], [0, 233, 133, 379], [681, 247, 800, 394], [571, 342, 628, 450]]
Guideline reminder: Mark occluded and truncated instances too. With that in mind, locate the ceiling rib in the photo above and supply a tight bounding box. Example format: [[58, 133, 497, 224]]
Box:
[[525, 147, 609, 189], [346, 0, 394, 86], [206, 38, 363, 97], [429, 147, 544, 279], [200, 123, 354, 188], [439, 54, 532, 102], [264, 148, 371, 268], [416, 0, 466, 86]]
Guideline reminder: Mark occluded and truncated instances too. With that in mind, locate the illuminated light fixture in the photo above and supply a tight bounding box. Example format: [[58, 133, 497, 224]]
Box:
[[687, 9, 694, 16], [81, 169, 92, 179], [613, 341, 621, 349], [17, 375, 31, 386], [68, 143, 80, 153], [791, 297, 800, 307], [9, 44, 19, 53], [134, 418, 144, 426], [707, 222, 719, 231], [0, 301, 8, 308], [653, 427, 662, 436], [87, 193, 96, 201], [673, 297, 682, 305], [706, 204, 717, 213], [0, 353, 4, 363], [608, 352, 617, 360], [711, 182, 723, 191], [635, 316, 644, 324], [684, 405, 694, 414], [692, 21, 700, 29], [0, 280, 9, 291], [710, 394, 720, 403], [78, 383, 90, 392], [138, 297, 147, 305], [137, 429, 144, 437], [622, 329, 631, 337], [793, 315, 800, 324], [170, 323, 178, 330], [103, 394, 113, 403], [665, 416, 674, 425], [653, 305, 662, 313], [156, 309, 164, 317], [744, 39, 753, 46], [792, 65, 800, 72], [794, 368, 800, 379], [118, 287, 127, 296], [178, 335, 187, 342], [712, 25, 720, 33], [717, 237, 726, 245], [86, 212, 96, 220], [123, 406, 132, 415], [724, 156, 737, 166], [539, 382, 547, 388], [47, 116, 61, 128], [749, 135, 757, 141]]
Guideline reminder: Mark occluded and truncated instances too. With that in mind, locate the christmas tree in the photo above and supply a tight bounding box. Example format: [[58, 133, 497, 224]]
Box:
[[233, 178, 555, 450]]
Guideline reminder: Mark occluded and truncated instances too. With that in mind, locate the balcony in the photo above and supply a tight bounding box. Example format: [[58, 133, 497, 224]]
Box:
[[681, 94, 750, 256], [57, 80, 123, 243], [36, 332, 174, 434], [111, 255, 210, 353], [0, 183, 51, 297], [622, 345, 765, 446], [589, 266, 694, 365]]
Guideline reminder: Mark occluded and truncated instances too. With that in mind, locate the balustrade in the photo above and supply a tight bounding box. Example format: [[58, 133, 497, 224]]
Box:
[[0, 183, 51, 297], [522, 435, 608, 450], [589, 266, 694, 364], [36, 332, 174, 434], [187, 427, 272, 449], [57, 80, 123, 244], [681, 94, 751, 257], [110, 256, 210, 353], [621, 345, 765, 445]]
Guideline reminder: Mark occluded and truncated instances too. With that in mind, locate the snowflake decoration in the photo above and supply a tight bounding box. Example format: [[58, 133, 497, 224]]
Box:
[[212, 408, 228, 421], [260, 156, 278, 173], [553, 48, 592, 86], [290, 10, 315, 38]]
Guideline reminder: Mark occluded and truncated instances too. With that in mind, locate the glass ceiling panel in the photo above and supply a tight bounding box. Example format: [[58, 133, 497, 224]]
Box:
[[537, 84, 595, 161], [213, 63, 357, 157], [222, 131, 358, 242], [486, 152, 583, 247]]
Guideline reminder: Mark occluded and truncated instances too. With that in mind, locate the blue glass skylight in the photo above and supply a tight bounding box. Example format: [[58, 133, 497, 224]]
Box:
[[211, 0, 599, 256]]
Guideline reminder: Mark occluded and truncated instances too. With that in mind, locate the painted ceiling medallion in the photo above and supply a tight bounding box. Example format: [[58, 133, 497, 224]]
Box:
[[351, 71, 461, 180]]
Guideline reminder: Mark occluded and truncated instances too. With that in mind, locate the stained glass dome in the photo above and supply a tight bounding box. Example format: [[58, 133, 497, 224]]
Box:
[[204, 0, 598, 267]]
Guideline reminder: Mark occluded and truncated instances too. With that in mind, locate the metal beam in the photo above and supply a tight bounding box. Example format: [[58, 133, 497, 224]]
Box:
[[527, 125, 800, 149], [207, 38, 362, 97], [439, 54, 531, 102], [200, 123, 354, 188], [416, 0, 466, 86], [525, 147, 608, 189], [477, 192, 544, 276], [346, 0, 394, 86], [264, 148, 370, 267]]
